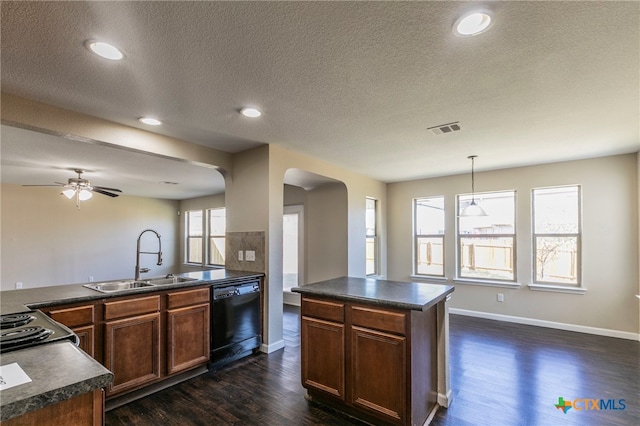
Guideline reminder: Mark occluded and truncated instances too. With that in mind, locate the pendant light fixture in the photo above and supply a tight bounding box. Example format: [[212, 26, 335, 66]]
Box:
[[461, 155, 487, 217]]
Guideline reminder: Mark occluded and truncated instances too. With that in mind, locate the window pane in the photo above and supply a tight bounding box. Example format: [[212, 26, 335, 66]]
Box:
[[188, 237, 202, 263], [416, 237, 444, 276], [366, 237, 376, 275], [209, 208, 226, 236], [460, 236, 514, 281], [458, 191, 515, 235], [535, 236, 578, 284], [416, 197, 444, 235], [209, 237, 225, 265], [366, 198, 376, 237], [187, 210, 203, 236], [534, 187, 579, 234]]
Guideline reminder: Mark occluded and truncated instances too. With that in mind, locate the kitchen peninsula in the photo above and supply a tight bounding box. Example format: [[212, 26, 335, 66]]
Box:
[[0, 269, 263, 423], [293, 277, 454, 426]]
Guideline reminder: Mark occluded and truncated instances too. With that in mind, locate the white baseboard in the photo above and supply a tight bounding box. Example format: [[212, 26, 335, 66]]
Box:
[[283, 291, 301, 306], [450, 308, 639, 341], [437, 389, 452, 408], [260, 339, 285, 354]]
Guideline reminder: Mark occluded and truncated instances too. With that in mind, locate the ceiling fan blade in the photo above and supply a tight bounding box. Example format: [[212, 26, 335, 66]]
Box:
[[92, 186, 122, 193], [22, 184, 63, 187], [92, 188, 120, 198]]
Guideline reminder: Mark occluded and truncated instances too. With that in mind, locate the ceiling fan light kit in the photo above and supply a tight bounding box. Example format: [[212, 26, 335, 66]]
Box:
[[25, 169, 122, 209]]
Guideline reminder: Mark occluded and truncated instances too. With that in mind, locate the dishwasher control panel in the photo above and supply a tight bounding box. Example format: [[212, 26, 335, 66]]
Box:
[[213, 281, 260, 300]]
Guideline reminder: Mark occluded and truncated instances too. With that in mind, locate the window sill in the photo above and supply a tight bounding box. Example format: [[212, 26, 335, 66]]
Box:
[[453, 278, 521, 289], [528, 283, 587, 294], [410, 275, 448, 283]]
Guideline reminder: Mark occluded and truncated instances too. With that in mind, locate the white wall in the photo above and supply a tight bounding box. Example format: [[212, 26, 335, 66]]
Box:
[[1, 184, 180, 290], [387, 154, 639, 334]]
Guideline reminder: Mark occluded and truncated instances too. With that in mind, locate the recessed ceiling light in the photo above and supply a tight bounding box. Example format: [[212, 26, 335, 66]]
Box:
[[240, 107, 262, 118], [454, 11, 493, 36], [86, 40, 124, 60], [139, 117, 162, 126]]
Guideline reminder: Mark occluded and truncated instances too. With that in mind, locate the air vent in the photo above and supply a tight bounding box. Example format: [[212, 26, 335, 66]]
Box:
[[428, 121, 461, 135]]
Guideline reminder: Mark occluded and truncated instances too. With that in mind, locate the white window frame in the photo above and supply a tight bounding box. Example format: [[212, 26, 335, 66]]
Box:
[[413, 196, 445, 278], [186, 210, 204, 265], [366, 197, 378, 276], [185, 208, 226, 267], [456, 190, 517, 283], [207, 208, 226, 267], [531, 185, 581, 287]]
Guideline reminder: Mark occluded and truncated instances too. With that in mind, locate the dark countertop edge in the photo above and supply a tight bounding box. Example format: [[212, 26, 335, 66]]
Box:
[[0, 341, 114, 422], [2, 270, 264, 313], [1, 371, 113, 421], [292, 278, 454, 311]]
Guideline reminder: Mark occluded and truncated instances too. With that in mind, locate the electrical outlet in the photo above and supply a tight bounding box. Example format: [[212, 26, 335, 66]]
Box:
[[246, 250, 256, 261], [89, 276, 94, 282], [497, 293, 504, 302], [238, 250, 244, 261], [15, 282, 23, 290]]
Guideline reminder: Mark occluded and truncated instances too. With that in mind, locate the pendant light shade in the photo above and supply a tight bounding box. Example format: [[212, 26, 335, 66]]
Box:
[[461, 155, 487, 217]]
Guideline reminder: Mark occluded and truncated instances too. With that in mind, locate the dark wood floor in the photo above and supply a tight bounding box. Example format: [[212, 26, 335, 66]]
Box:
[[106, 305, 639, 426]]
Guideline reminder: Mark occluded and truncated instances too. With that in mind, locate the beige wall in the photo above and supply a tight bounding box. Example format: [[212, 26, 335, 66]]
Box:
[[1, 184, 180, 290], [387, 154, 639, 334]]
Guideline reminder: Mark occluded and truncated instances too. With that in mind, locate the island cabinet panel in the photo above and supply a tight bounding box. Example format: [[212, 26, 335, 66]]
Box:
[[301, 316, 345, 400], [47, 304, 96, 359], [349, 326, 406, 423], [300, 295, 439, 426], [104, 311, 161, 396], [166, 288, 211, 375]]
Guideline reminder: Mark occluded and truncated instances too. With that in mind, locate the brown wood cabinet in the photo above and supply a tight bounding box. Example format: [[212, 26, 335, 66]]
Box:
[[1, 389, 104, 426], [301, 298, 345, 400], [104, 296, 161, 396], [43, 286, 214, 401], [166, 288, 210, 375], [48, 304, 96, 358], [301, 296, 437, 426]]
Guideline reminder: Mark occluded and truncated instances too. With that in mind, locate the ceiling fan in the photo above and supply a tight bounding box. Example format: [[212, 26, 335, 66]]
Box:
[[24, 169, 122, 209]]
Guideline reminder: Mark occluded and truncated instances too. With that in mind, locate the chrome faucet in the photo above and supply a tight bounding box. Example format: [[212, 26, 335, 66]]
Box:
[[135, 229, 163, 280]]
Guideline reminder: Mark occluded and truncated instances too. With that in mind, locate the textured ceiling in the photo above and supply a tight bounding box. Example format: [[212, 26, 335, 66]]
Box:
[[1, 1, 638, 197]]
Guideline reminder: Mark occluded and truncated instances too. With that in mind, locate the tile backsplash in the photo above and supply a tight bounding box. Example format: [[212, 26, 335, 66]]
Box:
[[225, 231, 265, 273]]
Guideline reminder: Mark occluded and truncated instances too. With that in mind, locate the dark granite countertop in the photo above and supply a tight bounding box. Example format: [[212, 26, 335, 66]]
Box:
[[292, 276, 454, 311], [1, 269, 263, 314], [0, 341, 113, 421]]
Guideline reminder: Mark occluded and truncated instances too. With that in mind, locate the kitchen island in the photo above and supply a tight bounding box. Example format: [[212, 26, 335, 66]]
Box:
[[292, 277, 454, 426]]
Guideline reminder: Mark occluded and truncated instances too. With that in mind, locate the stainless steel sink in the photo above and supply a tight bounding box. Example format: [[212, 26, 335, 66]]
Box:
[[83, 280, 156, 293], [138, 276, 198, 285]]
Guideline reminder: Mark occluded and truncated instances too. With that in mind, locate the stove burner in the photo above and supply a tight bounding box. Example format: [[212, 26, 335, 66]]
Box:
[[0, 326, 54, 348], [0, 313, 35, 329]]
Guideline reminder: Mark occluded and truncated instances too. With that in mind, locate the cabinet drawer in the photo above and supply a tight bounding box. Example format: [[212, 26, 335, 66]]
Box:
[[104, 295, 160, 320], [167, 287, 210, 309], [302, 297, 344, 323], [49, 305, 94, 327], [351, 305, 406, 335]]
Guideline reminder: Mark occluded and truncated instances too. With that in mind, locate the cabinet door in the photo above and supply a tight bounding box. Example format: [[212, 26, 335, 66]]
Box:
[[48, 305, 96, 359], [73, 324, 95, 358], [301, 316, 345, 400], [349, 326, 406, 424], [104, 312, 161, 396], [167, 303, 210, 375]]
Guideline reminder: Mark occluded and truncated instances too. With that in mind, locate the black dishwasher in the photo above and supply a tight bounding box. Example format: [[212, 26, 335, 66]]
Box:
[[210, 279, 261, 368]]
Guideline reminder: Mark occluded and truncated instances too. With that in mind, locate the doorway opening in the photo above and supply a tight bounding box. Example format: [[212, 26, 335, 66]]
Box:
[[283, 205, 304, 293]]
